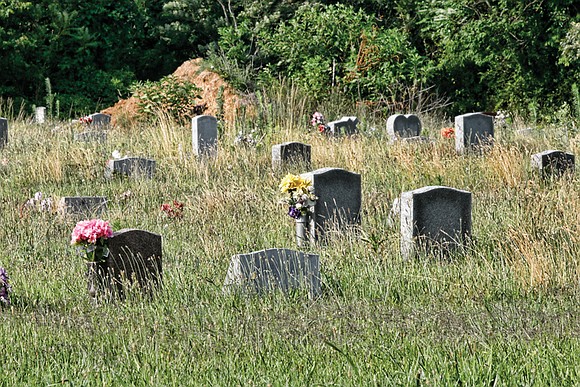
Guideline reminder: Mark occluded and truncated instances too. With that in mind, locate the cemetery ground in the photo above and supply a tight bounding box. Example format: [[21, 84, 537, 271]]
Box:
[[0, 105, 579, 385]]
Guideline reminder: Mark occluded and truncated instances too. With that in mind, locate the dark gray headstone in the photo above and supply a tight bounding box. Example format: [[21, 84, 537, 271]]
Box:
[[74, 131, 107, 143], [223, 248, 320, 297], [58, 196, 107, 216], [387, 114, 422, 139], [106, 229, 162, 298], [0, 117, 7, 147], [300, 167, 361, 240], [455, 113, 494, 153], [35, 107, 46, 124], [400, 186, 472, 259], [272, 141, 311, 169], [88, 113, 111, 128], [327, 116, 359, 136], [531, 150, 575, 179], [192, 115, 218, 157], [105, 157, 156, 179]]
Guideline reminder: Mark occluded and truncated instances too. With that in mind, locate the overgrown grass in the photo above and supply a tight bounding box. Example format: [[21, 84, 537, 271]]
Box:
[[0, 99, 579, 385]]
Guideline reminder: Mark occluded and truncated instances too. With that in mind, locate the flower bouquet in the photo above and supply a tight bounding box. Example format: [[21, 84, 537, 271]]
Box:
[[279, 173, 318, 219], [71, 219, 113, 262], [310, 112, 329, 134]]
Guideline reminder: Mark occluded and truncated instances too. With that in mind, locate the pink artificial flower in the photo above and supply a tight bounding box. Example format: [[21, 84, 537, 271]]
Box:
[[71, 219, 113, 246]]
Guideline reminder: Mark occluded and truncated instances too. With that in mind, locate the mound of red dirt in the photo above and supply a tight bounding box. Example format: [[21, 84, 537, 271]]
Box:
[[102, 58, 242, 127]]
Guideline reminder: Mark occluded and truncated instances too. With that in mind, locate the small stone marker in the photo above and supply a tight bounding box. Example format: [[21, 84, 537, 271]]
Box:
[[223, 248, 320, 297], [35, 107, 46, 124], [105, 157, 156, 179], [455, 113, 494, 153], [88, 113, 111, 128], [106, 229, 162, 298], [192, 115, 218, 157], [387, 114, 422, 140], [300, 167, 361, 240], [531, 150, 575, 179], [58, 196, 107, 216], [327, 116, 359, 136], [400, 186, 472, 259], [0, 117, 7, 147], [272, 141, 311, 169]]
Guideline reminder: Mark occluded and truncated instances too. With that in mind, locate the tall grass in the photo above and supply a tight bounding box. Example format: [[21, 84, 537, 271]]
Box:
[[0, 94, 579, 385]]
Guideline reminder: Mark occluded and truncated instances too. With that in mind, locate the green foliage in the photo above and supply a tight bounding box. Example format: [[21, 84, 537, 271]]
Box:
[[130, 75, 202, 123]]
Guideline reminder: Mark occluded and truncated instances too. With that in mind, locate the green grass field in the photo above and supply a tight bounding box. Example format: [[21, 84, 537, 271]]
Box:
[[0, 101, 578, 385]]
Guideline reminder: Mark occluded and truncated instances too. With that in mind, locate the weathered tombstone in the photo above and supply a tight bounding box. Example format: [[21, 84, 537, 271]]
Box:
[[300, 167, 361, 241], [0, 117, 7, 147], [192, 115, 218, 157], [400, 186, 472, 260], [88, 229, 162, 300], [58, 196, 107, 217], [515, 128, 533, 137], [223, 248, 320, 298], [531, 150, 575, 179], [455, 113, 494, 154], [272, 141, 311, 170], [35, 107, 46, 124], [74, 131, 107, 143], [387, 114, 422, 140], [88, 113, 111, 128], [105, 157, 156, 179], [327, 116, 359, 136]]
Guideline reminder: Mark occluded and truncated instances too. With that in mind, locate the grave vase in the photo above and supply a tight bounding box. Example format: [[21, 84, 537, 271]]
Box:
[[296, 213, 314, 247], [84, 244, 111, 299]]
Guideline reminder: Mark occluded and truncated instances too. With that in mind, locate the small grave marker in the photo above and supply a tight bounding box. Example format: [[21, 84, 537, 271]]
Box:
[[105, 157, 156, 179], [0, 117, 7, 147], [90, 229, 162, 299], [455, 113, 494, 153], [58, 196, 107, 217], [192, 115, 218, 157], [387, 114, 422, 141], [400, 186, 472, 259], [327, 116, 359, 136], [74, 131, 107, 143], [88, 113, 111, 128], [35, 107, 46, 124], [223, 248, 320, 297], [531, 150, 575, 179], [272, 141, 311, 169], [300, 167, 361, 241]]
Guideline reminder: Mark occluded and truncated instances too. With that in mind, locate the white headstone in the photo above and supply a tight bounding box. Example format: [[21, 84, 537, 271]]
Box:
[[35, 107, 46, 124]]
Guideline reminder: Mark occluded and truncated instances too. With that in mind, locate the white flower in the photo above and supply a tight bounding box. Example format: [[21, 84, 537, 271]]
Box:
[[34, 192, 43, 201], [112, 150, 122, 159], [295, 203, 303, 209]]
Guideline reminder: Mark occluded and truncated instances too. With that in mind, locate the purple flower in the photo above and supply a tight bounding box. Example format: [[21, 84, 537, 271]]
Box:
[[0, 267, 10, 306], [288, 206, 301, 219]]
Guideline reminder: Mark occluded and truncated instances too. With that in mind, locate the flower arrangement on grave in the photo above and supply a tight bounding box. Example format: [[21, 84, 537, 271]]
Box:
[[441, 127, 455, 139], [310, 112, 329, 134], [79, 115, 93, 125], [279, 174, 318, 219], [0, 267, 11, 306], [161, 200, 185, 219], [234, 129, 259, 147], [71, 219, 113, 262], [23, 191, 54, 213]]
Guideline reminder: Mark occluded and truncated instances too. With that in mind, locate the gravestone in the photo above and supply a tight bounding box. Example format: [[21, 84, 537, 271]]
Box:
[[300, 167, 361, 240], [35, 107, 46, 124], [327, 116, 359, 136], [58, 196, 107, 216], [105, 157, 156, 179], [400, 186, 472, 260], [74, 131, 107, 143], [531, 150, 575, 179], [0, 117, 7, 147], [223, 248, 320, 298], [455, 113, 494, 153], [272, 141, 311, 169], [387, 114, 422, 140], [105, 229, 162, 298], [88, 113, 111, 128], [192, 115, 218, 157]]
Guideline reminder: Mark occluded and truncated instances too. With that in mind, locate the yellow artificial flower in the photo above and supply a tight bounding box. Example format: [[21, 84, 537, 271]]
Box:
[[279, 173, 311, 193]]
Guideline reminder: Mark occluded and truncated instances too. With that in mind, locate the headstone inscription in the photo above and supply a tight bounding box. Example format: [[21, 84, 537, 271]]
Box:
[[223, 248, 320, 297], [400, 186, 472, 260]]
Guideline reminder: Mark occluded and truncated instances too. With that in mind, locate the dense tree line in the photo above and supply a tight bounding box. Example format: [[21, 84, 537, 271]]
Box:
[[0, 0, 578, 118]]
